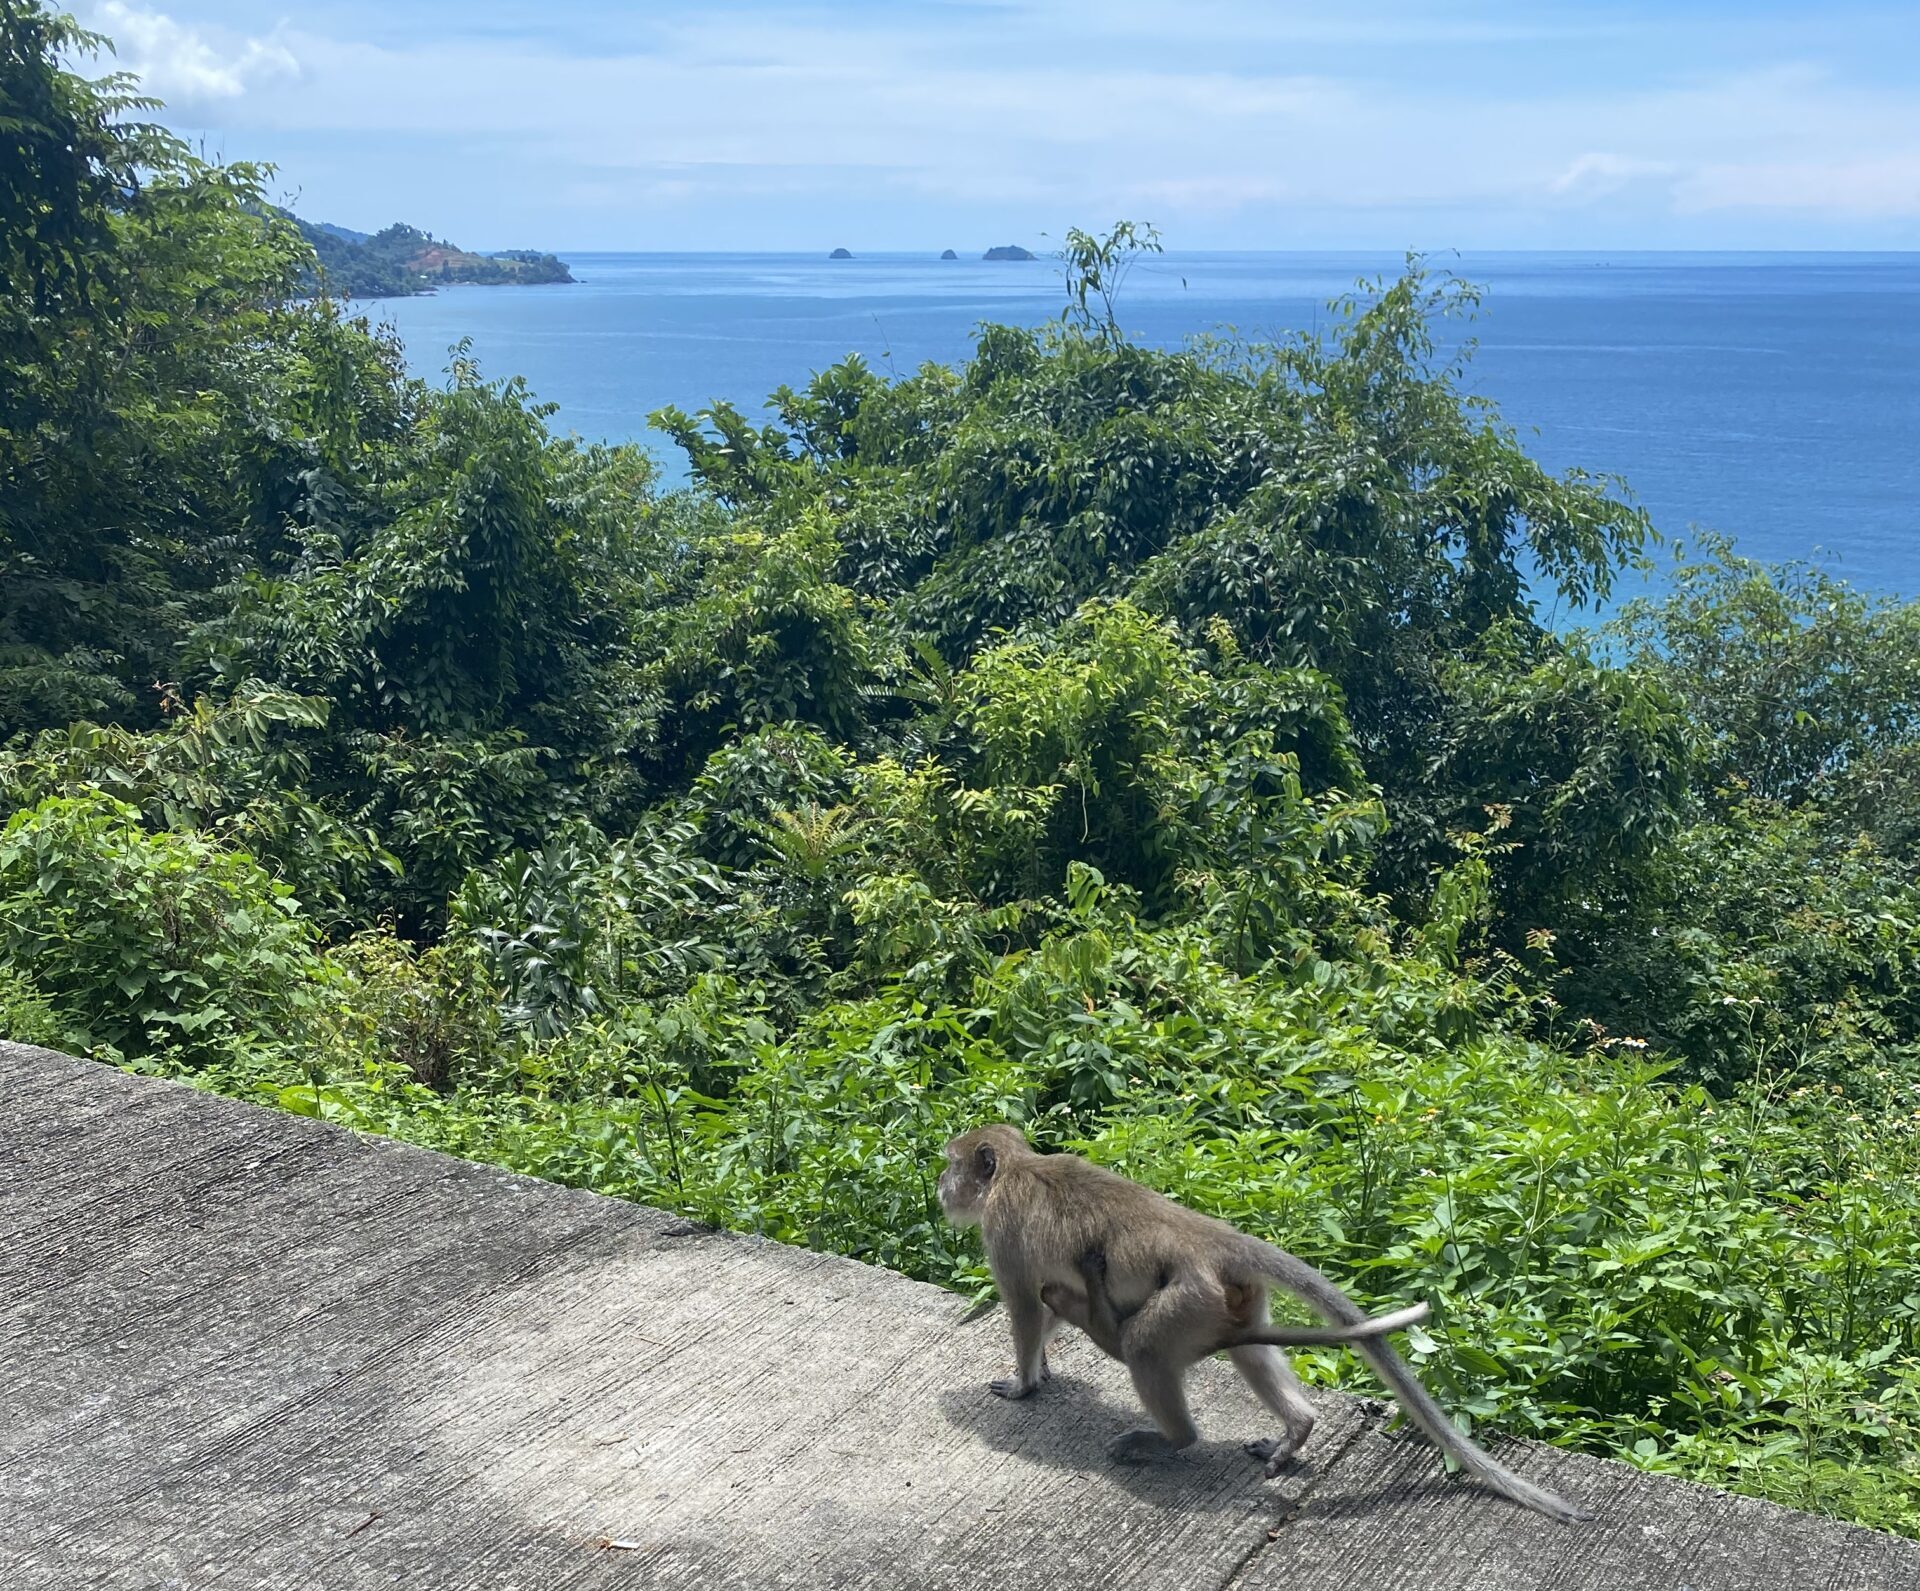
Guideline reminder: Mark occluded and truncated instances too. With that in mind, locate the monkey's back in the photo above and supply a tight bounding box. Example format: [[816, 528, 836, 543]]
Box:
[[984, 1147, 1253, 1308]]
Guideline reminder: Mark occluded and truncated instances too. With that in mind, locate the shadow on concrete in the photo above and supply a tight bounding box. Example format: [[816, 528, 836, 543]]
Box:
[[936, 1376, 1335, 1513], [1286, 1469, 1453, 1524]]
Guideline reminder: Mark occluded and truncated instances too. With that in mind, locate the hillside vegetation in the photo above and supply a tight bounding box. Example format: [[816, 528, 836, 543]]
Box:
[[3, 4, 1917, 1535]]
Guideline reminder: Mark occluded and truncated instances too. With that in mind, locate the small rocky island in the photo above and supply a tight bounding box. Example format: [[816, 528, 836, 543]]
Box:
[[290, 214, 572, 298], [940, 249, 958, 260], [830, 247, 854, 259], [983, 244, 1037, 261]]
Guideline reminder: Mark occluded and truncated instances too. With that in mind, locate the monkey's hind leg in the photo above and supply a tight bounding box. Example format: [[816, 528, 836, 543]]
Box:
[[1105, 1283, 1211, 1464], [1227, 1342, 1318, 1477]]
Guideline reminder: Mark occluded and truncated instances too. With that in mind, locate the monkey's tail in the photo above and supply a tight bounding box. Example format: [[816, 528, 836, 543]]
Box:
[[1225, 1300, 1429, 1348], [1245, 1241, 1596, 1526]]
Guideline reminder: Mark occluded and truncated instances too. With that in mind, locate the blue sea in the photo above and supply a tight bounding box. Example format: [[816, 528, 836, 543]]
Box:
[[366, 251, 1920, 600]]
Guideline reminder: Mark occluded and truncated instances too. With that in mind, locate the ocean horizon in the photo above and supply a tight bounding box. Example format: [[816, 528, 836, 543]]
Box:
[[364, 249, 1920, 604]]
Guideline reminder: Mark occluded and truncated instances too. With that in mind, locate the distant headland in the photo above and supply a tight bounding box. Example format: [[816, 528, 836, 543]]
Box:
[[285, 213, 574, 298]]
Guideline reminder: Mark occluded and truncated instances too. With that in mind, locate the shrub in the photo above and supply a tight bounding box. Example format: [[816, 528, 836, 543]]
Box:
[[0, 793, 323, 1063]]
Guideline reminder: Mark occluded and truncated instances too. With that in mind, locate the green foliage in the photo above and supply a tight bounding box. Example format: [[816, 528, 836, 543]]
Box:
[[1611, 537, 1920, 809], [1420, 625, 1695, 935], [2, 5, 312, 735], [641, 509, 875, 771], [0, 13, 1913, 1532], [202, 355, 589, 736], [1059, 220, 1163, 340], [0, 684, 391, 931], [321, 929, 504, 1089], [0, 792, 323, 1064], [1566, 796, 1920, 1089], [451, 819, 722, 1038], [1563, 547, 1920, 1090], [0, 961, 67, 1047], [1, 2, 156, 320]]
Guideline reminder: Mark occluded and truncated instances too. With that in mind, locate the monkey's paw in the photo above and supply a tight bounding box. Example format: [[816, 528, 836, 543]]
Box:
[[1244, 1435, 1305, 1477], [988, 1373, 1044, 1399], [1106, 1428, 1180, 1465]]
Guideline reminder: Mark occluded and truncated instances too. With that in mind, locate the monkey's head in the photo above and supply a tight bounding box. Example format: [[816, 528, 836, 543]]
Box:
[[937, 1124, 1031, 1228]]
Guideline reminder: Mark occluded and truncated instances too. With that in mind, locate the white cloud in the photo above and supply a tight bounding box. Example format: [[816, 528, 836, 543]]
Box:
[[83, 2, 297, 103], [1677, 156, 1920, 218], [1548, 154, 1678, 200]]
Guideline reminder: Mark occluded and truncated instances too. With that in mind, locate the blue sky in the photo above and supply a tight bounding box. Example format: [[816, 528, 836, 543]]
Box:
[[72, 0, 1920, 250]]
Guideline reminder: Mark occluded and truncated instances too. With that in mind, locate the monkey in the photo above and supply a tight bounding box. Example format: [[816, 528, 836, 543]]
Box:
[[1041, 1247, 1431, 1359], [938, 1124, 1593, 1525]]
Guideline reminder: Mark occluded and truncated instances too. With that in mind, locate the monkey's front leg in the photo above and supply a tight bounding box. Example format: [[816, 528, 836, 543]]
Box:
[[989, 1289, 1055, 1399]]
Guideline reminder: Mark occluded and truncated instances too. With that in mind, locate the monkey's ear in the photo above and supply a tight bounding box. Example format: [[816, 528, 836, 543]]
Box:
[[974, 1143, 998, 1180]]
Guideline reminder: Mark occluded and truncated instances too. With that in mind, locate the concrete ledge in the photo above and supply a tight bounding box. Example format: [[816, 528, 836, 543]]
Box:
[[3, 1041, 1915, 1590]]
